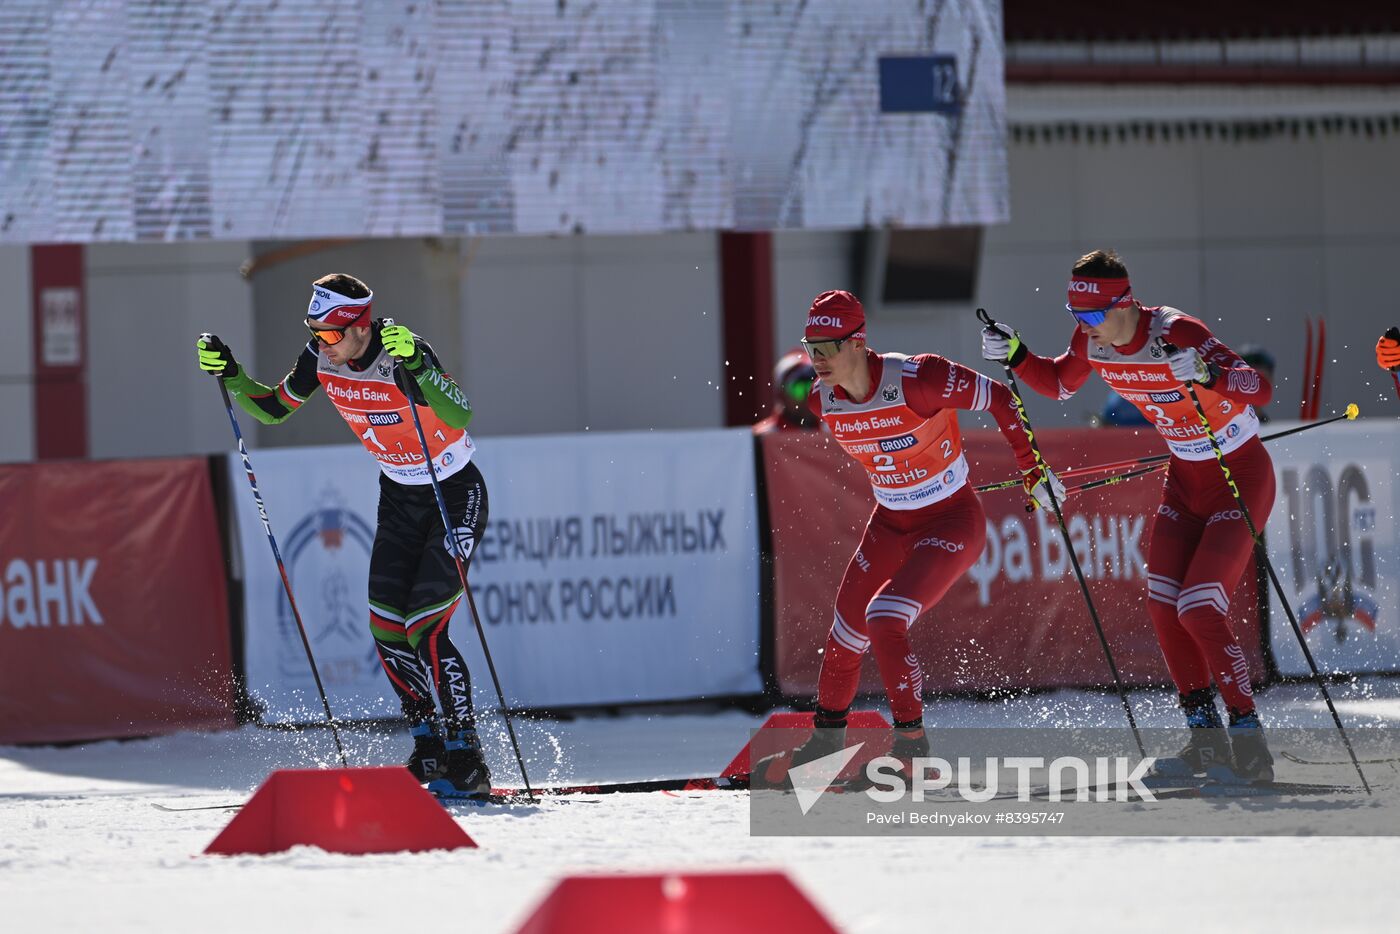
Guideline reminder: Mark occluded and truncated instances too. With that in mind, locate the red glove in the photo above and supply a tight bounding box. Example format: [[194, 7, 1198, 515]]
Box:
[[1378, 332, 1400, 371]]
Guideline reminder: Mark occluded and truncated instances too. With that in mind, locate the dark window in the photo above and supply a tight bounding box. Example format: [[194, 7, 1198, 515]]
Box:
[[881, 226, 983, 303]]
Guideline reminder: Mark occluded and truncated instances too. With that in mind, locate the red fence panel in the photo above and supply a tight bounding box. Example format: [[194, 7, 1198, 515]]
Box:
[[761, 428, 1260, 697], [0, 458, 235, 744]]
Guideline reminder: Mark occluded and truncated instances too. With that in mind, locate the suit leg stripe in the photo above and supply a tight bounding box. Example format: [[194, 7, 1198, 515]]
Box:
[[874, 594, 922, 613], [369, 602, 406, 623], [831, 613, 870, 653], [1177, 584, 1229, 615]]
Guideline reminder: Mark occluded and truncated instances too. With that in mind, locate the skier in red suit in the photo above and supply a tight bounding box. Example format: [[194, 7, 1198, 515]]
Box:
[[982, 250, 1276, 780], [777, 290, 1054, 777]]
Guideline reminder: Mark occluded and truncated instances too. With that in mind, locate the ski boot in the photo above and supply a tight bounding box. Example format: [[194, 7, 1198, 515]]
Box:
[[405, 721, 447, 784], [1150, 688, 1231, 779], [427, 726, 492, 798], [889, 724, 934, 781], [1225, 709, 1275, 783], [847, 723, 935, 791], [752, 709, 848, 788]]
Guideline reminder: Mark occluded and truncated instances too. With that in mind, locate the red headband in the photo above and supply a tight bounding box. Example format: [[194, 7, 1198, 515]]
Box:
[[1067, 276, 1132, 309]]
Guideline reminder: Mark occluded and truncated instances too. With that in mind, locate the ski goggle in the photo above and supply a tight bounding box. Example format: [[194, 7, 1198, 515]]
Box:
[[801, 328, 863, 360], [784, 376, 814, 404], [305, 320, 349, 345], [1065, 287, 1131, 327]]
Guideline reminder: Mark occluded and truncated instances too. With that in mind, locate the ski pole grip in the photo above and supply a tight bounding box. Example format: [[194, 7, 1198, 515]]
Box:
[[1387, 326, 1400, 341], [198, 332, 222, 377], [380, 318, 397, 369], [976, 307, 997, 330]]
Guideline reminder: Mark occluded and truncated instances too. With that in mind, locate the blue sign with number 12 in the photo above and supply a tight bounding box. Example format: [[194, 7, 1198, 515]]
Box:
[[879, 55, 960, 114]]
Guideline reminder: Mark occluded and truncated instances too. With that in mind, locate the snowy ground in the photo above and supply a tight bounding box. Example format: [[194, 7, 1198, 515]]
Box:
[[6, 680, 1400, 933]]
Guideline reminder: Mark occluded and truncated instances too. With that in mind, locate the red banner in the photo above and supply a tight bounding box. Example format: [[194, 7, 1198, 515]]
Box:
[[0, 458, 235, 743], [762, 429, 1261, 697]]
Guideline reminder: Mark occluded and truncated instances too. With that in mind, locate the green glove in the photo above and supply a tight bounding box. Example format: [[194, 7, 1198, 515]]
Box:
[[196, 333, 239, 378], [380, 323, 422, 369]]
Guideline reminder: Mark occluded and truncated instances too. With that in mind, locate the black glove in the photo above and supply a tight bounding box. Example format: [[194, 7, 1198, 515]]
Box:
[[196, 333, 239, 378]]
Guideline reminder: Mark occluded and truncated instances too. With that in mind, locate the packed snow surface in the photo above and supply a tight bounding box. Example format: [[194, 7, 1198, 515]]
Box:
[[6, 681, 1400, 933]]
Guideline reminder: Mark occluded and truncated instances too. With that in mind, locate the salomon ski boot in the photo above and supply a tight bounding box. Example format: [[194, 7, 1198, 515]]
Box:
[[427, 727, 492, 798], [1226, 709, 1275, 783], [1151, 688, 1230, 778], [405, 721, 447, 783]]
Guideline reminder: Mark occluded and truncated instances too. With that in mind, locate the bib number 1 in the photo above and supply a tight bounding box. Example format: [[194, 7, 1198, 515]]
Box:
[[361, 426, 387, 451]]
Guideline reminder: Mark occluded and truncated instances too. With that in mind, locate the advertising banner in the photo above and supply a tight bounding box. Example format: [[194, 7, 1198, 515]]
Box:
[[762, 428, 1262, 697], [231, 429, 762, 722], [0, 458, 235, 744], [1263, 419, 1400, 675]]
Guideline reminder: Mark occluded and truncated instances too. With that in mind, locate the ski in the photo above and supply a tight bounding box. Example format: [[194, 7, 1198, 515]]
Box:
[[152, 801, 245, 812], [1280, 750, 1400, 767], [433, 790, 593, 806], [1033, 778, 1363, 802], [485, 775, 748, 797], [1139, 779, 1361, 800], [151, 774, 746, 812]]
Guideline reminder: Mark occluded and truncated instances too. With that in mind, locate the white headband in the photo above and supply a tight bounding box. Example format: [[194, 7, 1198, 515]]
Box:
[[307, 285, 373, 327]]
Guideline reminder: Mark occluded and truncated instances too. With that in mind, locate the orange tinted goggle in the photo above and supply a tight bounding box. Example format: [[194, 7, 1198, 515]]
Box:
[[305, 321, 348, 345]]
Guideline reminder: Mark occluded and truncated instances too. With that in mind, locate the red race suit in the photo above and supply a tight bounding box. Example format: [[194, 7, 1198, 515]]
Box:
[[808, 350, 1036, 723], [1013, 306, 1273, 713]]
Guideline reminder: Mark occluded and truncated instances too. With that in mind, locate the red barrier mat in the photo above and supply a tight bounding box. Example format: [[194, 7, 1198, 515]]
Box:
[[514, 872, 841, 934], [204, 767, 476, 856], [721, 710, 891, 779]]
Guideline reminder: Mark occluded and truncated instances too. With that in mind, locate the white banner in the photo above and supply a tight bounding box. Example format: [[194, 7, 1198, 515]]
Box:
[[230, 429, 762, 723], [1264, 419, 1400, 675]]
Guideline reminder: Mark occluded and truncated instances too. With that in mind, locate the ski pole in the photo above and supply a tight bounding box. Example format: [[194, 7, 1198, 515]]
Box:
[[386, 321, 535, 800], [976, 309, 1146, 758], [205, 344, 348, 768], [974, 405, 1359, 495], [1065, 461, 1168, 496], [1163, 341, 1371, 794]]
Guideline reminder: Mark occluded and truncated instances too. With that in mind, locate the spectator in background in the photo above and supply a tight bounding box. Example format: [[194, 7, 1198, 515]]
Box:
[[1238, 344, 1276, 423], [753, 348, 820, 434]]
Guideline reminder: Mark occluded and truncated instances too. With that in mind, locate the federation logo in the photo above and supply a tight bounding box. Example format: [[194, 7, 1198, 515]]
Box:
[[377, 362, 392, 378], [882, 385, 899, 402], [943, 470, 955, 484], [278, 490, 380, 694], [1149, 343, 1164, 358], [1226, 423, 1240, 439]]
